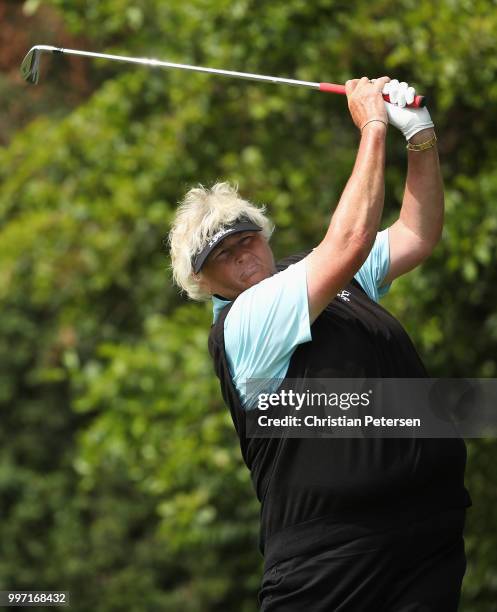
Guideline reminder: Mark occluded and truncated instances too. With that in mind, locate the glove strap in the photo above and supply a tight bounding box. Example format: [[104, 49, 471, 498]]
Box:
[[407, 134, 437, 151]]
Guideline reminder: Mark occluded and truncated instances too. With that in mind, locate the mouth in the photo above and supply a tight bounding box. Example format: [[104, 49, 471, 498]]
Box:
[[241, 263, 261, 282]]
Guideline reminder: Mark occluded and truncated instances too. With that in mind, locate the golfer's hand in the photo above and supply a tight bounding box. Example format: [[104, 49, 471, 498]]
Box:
[[383, 80, 434, 141], [345, 76, 390, 132]]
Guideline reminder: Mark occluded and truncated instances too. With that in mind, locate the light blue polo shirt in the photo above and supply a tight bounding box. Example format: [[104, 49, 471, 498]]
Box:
[[212, 228, 392, 408]]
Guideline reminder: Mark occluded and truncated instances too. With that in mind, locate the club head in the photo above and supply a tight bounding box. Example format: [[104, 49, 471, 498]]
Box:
[[21, 47, 42, 84], [20, 45, 60, 85]]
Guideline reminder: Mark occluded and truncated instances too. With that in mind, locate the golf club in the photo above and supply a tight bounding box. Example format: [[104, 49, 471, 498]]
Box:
[[21, 45, 426, 107]]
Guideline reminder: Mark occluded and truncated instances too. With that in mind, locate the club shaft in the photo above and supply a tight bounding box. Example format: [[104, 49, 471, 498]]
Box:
[[44, 45, 320, 89]]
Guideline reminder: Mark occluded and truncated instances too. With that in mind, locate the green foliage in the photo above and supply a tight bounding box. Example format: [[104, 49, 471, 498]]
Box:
[[1, 0, 496, 609]]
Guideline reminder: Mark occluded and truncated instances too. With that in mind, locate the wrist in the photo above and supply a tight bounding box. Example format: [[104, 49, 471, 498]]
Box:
[[361, 119, 387, 135], [408, 127, 435, 145], [361, 121, 387, 141]]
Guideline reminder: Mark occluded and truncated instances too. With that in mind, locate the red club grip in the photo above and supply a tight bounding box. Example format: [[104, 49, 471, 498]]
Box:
[[319, 83, 426, 108]]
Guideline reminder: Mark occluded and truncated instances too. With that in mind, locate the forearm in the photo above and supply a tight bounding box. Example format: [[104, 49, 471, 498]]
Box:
[[326, 123, 387, 251], [400, 128, 444, 246]]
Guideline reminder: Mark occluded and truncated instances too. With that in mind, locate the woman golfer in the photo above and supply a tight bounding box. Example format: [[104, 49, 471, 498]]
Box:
[[169, 76, 471, 611]]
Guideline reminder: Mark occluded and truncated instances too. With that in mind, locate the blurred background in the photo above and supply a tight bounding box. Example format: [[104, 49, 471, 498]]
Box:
[[1, 1, 496, 610]]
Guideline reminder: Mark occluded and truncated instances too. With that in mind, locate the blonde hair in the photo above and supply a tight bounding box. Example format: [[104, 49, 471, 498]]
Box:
[[168, 182, 274, 301]]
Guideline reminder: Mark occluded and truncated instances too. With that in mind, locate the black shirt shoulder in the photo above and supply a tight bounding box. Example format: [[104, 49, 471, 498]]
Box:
[[276, 250, 313, 272]]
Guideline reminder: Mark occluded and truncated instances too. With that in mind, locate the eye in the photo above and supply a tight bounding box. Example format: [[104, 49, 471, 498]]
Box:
[[241, 235, 252, 243]]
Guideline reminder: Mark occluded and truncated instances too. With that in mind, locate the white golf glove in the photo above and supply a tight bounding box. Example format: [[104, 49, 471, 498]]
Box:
[[383, 79, 434, 141]]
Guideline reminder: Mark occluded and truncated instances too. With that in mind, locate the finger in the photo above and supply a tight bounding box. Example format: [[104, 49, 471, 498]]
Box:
[[405, 86, 415, 105], [397, 81, 407, 108], [372, 76, 390, 92], [345, 78, 360, 95], [348, 77, 370, 96], [397, 81, 408, 107], [389, 78, 399, 103]]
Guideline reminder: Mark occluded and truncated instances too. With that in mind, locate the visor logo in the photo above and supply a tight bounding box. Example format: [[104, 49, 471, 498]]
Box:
[[208, 227, 232, 247]]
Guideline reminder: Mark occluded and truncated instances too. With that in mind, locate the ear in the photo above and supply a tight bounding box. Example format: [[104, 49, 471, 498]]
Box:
[[192, 271, 212, 295]]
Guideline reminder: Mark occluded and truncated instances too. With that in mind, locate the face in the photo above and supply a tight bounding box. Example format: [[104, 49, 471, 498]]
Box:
[[198, 231, 276, 299]]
